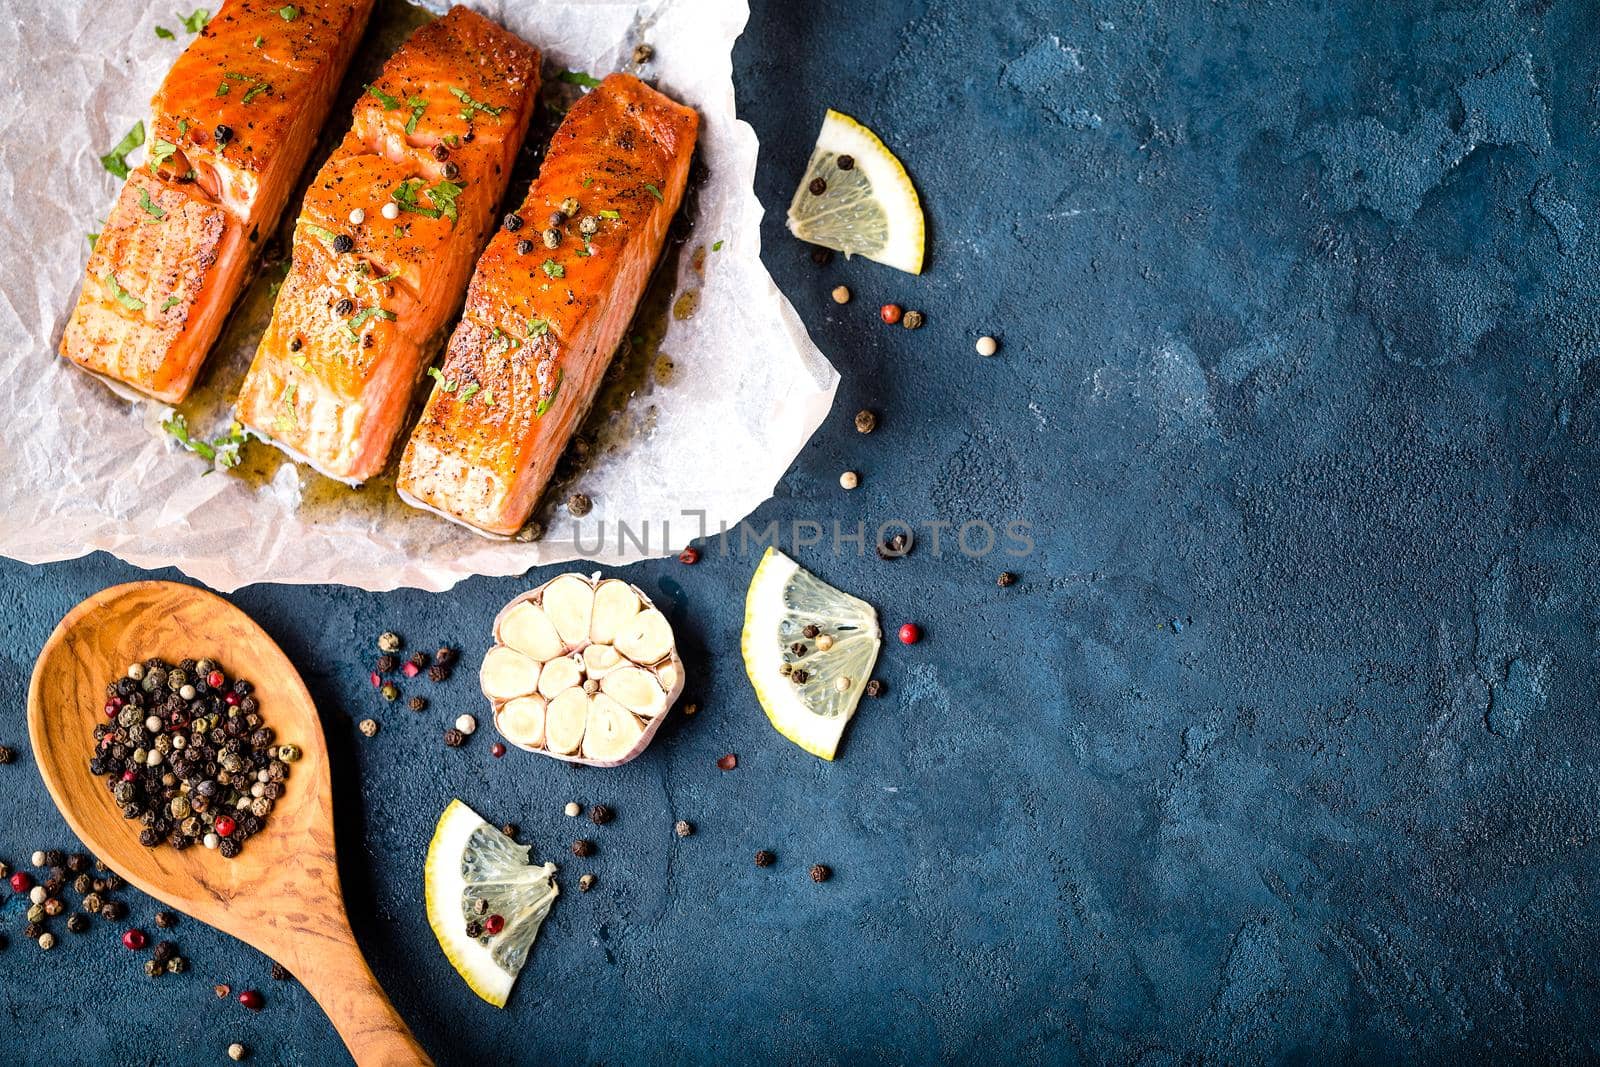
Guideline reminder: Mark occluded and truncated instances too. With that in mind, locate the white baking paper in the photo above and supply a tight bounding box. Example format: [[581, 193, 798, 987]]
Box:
[[0, 0, 837, 591]]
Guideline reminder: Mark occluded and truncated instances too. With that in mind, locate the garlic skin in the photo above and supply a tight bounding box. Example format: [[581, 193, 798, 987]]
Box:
[[483, 572, 685, 767]]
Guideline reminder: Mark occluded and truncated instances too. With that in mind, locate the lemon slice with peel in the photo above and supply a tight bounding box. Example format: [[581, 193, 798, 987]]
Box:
[[786, 109, 925, 274], [742, 547, 882, 759], [425, 799, 559, 1008]]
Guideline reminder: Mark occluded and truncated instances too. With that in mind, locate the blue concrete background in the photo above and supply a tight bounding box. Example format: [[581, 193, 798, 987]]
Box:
[[5, 0, 1600, 1062]]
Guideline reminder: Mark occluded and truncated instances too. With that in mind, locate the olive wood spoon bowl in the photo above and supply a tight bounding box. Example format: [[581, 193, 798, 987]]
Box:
[[27, 581, 430, 1066]]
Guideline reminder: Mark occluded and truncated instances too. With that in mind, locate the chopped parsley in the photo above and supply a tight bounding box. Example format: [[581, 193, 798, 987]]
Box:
[[302, 222, 339, 248], [404, 96, 427, 135], [365, 83, 400, 109], [155, 25, 174, 39], [644, 182, 663, 202], [241, 81, 273, 105], [344, 306, 396, 341], [391, 178, 464, 223], [428, 179, 464, 223], [160, 295, 182, 311], [87, 232, 99, 249], [99, 122, 145, 180], [479, 388, 494, 405], [179, 9, 210, 33], [427, 367, 458, 392], [138, 187, 165, 220], [582, 176, 593, 188], [102, 273, 144, 311], [372, 268, 401, 284], [712, 239, 724, 251], [163, 414, 249, 470], [458, 383, 480, 404], [148, 137, 178, 170], [278, 5, 298, 20], [177, 118, 189, 136], [541, 259, 565, 279], [557, 70, 601, 89], [598, 209, 620, 220], [527, 318, 549, 337], [535, 370, 564, 417], [254, 34, 264, 47], [449, 86, 506, 121]]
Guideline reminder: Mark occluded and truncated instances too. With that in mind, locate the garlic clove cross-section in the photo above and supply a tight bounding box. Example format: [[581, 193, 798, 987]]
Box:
[[484, 572, 685, 766]]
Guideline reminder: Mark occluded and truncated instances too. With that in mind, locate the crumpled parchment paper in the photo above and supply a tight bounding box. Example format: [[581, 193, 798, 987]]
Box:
[[0, 0, 836, 591]]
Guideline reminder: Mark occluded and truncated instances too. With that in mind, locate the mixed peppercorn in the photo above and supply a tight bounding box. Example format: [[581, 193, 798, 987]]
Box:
[[90, 658, 293, 857]]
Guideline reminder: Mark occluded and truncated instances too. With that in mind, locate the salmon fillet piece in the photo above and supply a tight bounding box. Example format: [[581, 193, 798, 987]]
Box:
[[397, 73, 699, 535], [60, 0, 375, 403], [235, 6, 539, 483]]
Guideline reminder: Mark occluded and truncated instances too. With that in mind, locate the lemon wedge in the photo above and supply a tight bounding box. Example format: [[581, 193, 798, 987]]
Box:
[[786, 109, 925, 274], [425, 799, 558, 1008], [741, 547, 881, 759]]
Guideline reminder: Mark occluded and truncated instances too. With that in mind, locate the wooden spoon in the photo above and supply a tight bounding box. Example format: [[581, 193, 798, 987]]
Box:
[[28, 581, 430, 1067]]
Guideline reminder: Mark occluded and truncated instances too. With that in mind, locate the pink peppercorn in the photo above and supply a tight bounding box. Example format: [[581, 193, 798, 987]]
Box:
[[122, 929, 147, 950], [897, 623, 921, 645], [238, 989, 264, 1011]]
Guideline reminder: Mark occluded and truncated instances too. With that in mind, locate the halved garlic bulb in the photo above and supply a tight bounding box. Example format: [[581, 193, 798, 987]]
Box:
[[483, 572, 685, 766]]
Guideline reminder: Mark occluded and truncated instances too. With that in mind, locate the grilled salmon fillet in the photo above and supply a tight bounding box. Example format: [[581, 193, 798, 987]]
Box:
[[235, 6, 539, 484], [60, 0, 375, 403], [397, 73, 699, 535]]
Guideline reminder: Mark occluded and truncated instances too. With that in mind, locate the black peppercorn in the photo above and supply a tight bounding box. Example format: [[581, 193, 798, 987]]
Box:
[[441, 161, 460, 180], [755, 850, 775, 867], [516, 238, 534, 255], [876, 533, 912, 560], [100, 900, 126, 921], [408, 696, 427, 712], [289, 337, 302, 352], [809, 864, 831, 883], [271, 962, 292, 981], [837, 154, 855, 170], [443, 728, 464, 748], [168, 956, 188, 974], [154, 940, 178, 962], [865, 679, 885, 698], [503, 212, 523, 232], [67, 854, 88, 873], [66, 914, 88, 934], [0, 746, 13, 764], [377, 654, 398, 673], [155, 910, 177, 929], [589, 805, 613, 825], [432, 143, 450, 161], [500, 823, 518, 839], [435, 647, 456, 666], [408, 651, 429, 669], [810, 247, 832, 265], [145, 959, 166, 978], [808, 177, 827, 195], [801, 624, 819, 639], [214, 124, 233, 144], [44, 850, 64, 868], [335, 297, 354, 316], [332, 234, 354, 254], [429, 664, 451, 683], [571, 839, 595, 857], [997, 572, 1017, 587], [465, 920, 483, 938]]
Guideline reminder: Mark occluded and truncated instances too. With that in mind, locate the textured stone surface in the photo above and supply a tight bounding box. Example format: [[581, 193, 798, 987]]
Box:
[[4, 0, 1600, 1062]]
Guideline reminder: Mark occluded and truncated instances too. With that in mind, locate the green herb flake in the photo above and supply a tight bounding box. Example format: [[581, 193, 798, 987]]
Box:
[[557, 70, 602, 89], [138, 187, 166, 220], [458, 383, 480, 404], [365, 83, 400, 109], [582, 176, 593, 188], [254, 34, 264, 47], [427, 366, 457, 392], [405, 96, 427, 135], [598, 209, 620, 220], [712, 239, 724, 251], [155, 25, 174, 39], [479, 388, 494, 406], [102, 273, 145, 311], [391, 178, 440, 219], [162, 413, 215, 462], [160, 295, 182, 311], [148, 138, 178, 170], [86, 232, 99, 249], [372, 268, 401, 284], [644, 182, 663, 202], [343, 306, 396, 342], [541, 259, 565, 279], [527, 318, 549, 337], [99, 121, 145, 180], [179, 9, 210, 33], [302, 222, 339, 248], [428, 179, 464, 224], [241, 81, 273, 105], [449, 86, 507, 121], [535, 370, 564, 417], [278, 5, 298, 20]]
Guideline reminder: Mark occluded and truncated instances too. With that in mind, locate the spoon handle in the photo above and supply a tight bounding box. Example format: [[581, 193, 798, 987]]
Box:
[[287, 923, 432, 1066]]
